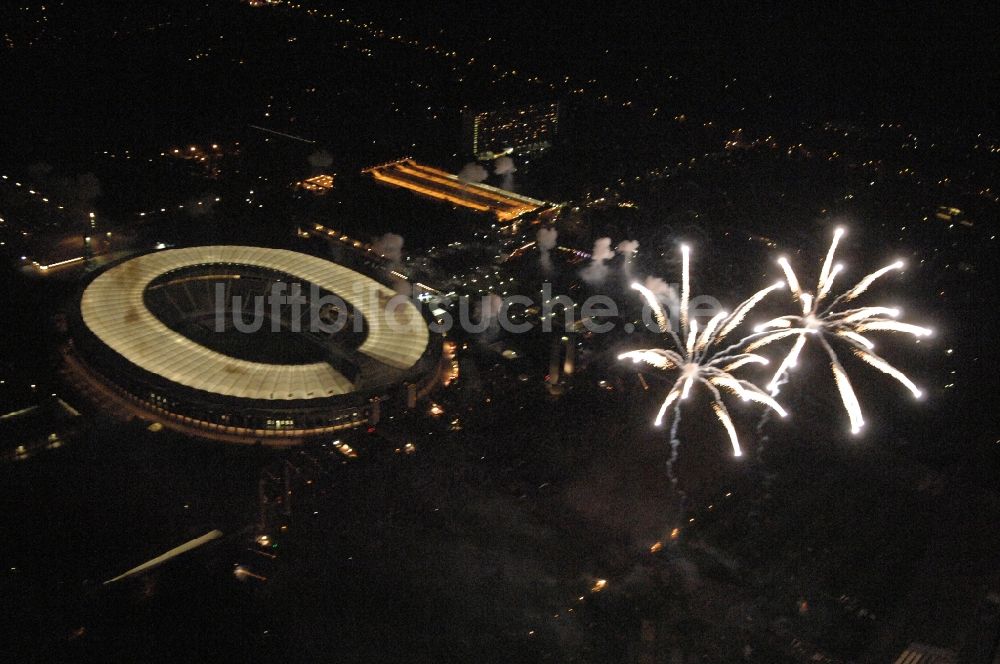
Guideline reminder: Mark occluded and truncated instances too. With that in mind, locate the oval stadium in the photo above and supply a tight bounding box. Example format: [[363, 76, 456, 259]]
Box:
[[63, 246, 442, 444]]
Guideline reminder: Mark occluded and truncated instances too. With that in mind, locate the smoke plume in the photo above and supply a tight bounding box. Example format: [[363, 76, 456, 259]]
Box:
[[478, 293, 503, 325], [307, 149, 333, 172], [493, 156, 516, 176], [643, 275, 679, 318], [580, 237, 614, 284], [184, 194, 219, 218], [617, 239, 639, 280], [373, 233, 405, 264], [536, 227, 558, 273], [494, 156, 516, 189], [457, 162, 488, 184], [616, 240, 639, 256]]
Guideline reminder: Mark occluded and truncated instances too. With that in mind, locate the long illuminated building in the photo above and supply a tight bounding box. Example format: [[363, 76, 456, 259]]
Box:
[[363, 159, 550, 222]]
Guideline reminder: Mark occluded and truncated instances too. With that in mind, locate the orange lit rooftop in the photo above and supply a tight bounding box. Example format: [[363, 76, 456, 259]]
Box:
[[363, 158, 552, 222], [296, 173, 335, 194]]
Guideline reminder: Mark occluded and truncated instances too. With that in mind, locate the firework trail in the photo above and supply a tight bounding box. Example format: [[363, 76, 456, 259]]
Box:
[[750, 227, 931, 434], [620, 245, 787, 457]]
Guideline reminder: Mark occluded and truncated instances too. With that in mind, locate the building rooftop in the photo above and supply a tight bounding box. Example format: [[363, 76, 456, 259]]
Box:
[[363, 158, 550, 222]]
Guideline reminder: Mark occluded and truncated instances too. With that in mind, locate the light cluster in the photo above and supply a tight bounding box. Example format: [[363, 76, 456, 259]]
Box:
[[620, 229, 932, 456]]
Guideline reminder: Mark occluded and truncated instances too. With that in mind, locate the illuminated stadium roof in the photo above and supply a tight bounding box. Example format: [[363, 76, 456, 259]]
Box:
[[80, 246, 429, 401], [364, 158, 550, 222]]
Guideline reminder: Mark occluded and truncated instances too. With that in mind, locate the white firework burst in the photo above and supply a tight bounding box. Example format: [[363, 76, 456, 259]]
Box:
[[751, 227, 932, 434], [619, 245, 787, 457]]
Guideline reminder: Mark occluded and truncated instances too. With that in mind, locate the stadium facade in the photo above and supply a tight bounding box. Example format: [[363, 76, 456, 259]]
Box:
[[64, 246, 442, 444]]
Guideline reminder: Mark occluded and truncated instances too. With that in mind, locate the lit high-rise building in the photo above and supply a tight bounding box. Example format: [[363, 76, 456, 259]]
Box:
[[463, 102, 560, 159]]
